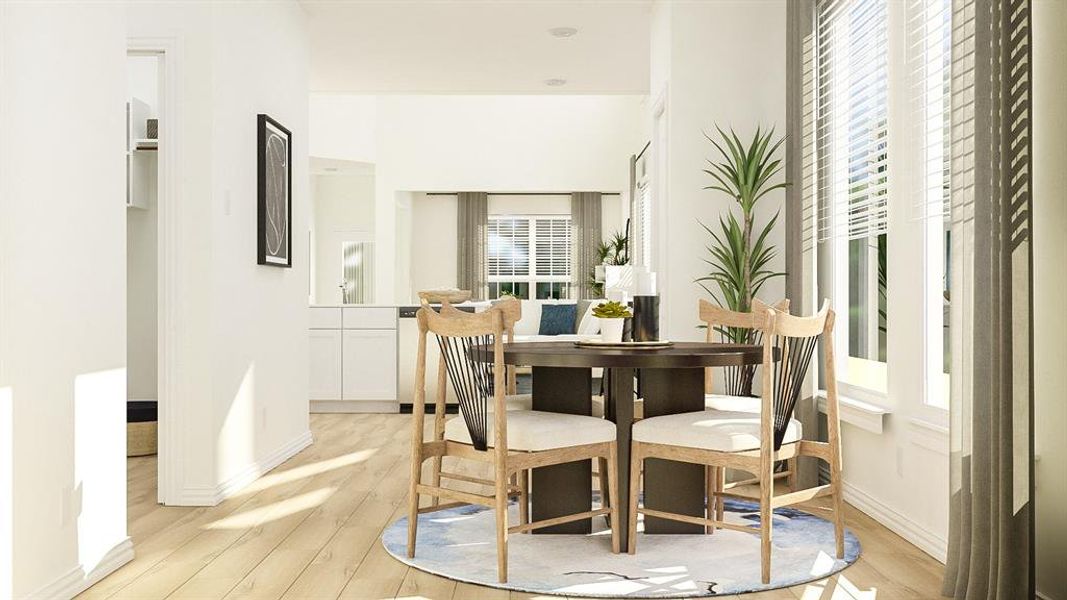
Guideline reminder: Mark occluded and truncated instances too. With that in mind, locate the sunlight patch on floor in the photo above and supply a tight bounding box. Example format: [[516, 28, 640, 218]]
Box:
[[798, 573, 878, 599], [205, 487, 335, 529], [234, 449, 378, 497]]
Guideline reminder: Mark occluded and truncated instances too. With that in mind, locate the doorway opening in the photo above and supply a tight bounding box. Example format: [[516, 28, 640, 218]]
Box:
[[125, 48, 162, 517]]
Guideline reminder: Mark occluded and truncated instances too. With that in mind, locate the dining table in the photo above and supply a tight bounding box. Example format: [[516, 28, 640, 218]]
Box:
[[500, 340, 766, 553]]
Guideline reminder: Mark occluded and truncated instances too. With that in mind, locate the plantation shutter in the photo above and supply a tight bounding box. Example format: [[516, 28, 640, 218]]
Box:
[[814, 0, 890, 241], [534, 217, 571, 277], [487, 217, 530, 278]]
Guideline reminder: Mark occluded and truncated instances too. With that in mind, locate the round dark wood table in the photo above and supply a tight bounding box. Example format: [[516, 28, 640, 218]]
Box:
[[502, 341, 765, 552]]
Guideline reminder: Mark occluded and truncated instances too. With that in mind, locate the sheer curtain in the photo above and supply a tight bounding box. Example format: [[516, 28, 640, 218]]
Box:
[[456, 192, 488, 300], [943, 0, 1034, 597], [570, 192, 602, 299]]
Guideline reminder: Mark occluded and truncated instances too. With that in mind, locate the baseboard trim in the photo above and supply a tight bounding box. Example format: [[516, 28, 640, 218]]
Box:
[[26, 537, 133, 600], [843, 480, 948, 564], [168, 430, 313, 506], [311, 400, 399, 413]]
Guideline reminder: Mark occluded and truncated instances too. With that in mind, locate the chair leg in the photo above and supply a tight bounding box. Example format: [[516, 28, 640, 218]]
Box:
[[597, 457, 611, 526], [606, 443, 621, 554], [787, 456, 798, 493], [704, 466, 715, 534], [759, 464, 773, 585], [627, 442, 642, 554], [715, 467, 726, 524], [494, 463, 509, 583], [830, 451, 846, 559], [518, 469, 529, 529], [406, 446, 423, 559], [430, 456, 443, 507]]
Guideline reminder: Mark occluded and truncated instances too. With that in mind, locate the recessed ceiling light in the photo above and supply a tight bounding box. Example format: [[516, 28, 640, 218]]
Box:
[[544, 78, 568, 87], [548, 27, 578, 38]]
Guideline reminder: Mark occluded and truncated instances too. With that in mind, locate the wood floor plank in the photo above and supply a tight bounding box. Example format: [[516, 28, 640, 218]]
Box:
[[80, 414, 945, 600], [79, 415, 373, 599]]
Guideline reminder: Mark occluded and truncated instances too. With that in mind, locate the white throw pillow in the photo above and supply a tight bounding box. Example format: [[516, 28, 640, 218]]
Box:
[[577, 301, 602, 335]]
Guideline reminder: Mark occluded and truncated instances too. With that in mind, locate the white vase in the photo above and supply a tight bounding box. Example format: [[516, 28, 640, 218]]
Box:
[[600, 318, 625, 343]]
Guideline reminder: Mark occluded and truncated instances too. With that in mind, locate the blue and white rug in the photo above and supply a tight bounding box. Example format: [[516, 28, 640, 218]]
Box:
[[382, 498, 861, 597]]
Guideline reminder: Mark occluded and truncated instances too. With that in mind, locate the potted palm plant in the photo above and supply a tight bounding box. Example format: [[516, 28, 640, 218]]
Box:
[[592, 300, 632, 343], [587, 230, 630, 297], [696, 126, 789, 327]]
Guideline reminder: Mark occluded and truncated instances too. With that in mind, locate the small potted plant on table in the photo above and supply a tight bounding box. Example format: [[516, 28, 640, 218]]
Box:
[[592, 300, 632, 343]]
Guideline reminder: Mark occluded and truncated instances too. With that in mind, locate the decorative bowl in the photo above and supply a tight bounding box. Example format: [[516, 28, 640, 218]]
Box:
[[418, 289, 472, 304]]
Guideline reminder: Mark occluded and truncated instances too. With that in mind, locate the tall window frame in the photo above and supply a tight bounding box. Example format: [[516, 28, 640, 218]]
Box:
[[809, 0, 952, 418]]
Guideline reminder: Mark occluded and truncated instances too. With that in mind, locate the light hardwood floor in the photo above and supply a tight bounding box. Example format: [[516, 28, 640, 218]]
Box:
[[80, 414, 944, 599]]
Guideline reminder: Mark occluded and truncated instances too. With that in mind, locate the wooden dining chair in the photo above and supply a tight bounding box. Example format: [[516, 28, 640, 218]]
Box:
[[431, 298, 530, 518], [698, 298, 796, 530], [627, 301, 844, 585], [408, 305, 621, 583]]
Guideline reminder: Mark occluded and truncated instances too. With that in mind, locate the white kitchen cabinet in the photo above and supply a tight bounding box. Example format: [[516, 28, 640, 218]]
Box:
[[309, 329, 342, 400], [309, 306, 398, 413], [342, 329, 397, 401]]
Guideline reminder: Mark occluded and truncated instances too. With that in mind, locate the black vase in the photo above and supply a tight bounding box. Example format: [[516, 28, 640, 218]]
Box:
[[632, 295, 660, 341]]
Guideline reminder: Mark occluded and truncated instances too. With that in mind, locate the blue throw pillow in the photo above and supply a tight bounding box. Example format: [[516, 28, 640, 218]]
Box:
[[539, 304, 578, 335]]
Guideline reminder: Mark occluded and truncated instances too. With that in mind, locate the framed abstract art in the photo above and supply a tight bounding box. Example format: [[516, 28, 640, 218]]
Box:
[[257, 113, 292, 267]]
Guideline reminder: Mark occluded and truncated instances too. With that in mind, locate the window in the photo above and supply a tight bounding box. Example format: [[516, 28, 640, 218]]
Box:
[[633, 151, 652, 268], [905, 0, 952, 408], [487, 215, 571, 300], [815, 0, 890, 395], [809, 0, 953, 412]]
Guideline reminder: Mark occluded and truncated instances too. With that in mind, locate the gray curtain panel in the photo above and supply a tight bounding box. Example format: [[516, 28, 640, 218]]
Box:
[[570, 192, 602, 299], [456, 192, 488, 301], [943, 0, 1034, 597], [786, 0, 818, 490]]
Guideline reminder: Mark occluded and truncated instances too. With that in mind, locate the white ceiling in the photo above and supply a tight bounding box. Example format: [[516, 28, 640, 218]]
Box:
[[301, 0, 651, 94]]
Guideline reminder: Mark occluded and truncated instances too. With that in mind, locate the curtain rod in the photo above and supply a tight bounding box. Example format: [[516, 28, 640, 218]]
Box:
[[425, 192, 621, 196]]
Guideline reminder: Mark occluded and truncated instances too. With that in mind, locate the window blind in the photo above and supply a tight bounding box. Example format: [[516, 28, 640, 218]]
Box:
[[633, 152, 651, 267], [905, 0, 952, 220], [534, 217, 571, 277], [487, 217, 530, 277], [815, 0, 890, 241]]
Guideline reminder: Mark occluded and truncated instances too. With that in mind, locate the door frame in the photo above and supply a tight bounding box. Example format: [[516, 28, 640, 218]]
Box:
[[128, 36, 182, 505]]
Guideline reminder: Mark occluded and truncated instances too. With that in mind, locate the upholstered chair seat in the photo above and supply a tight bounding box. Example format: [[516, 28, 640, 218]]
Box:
[[632, 409, 802, 452], [445, 409, 615, 451]]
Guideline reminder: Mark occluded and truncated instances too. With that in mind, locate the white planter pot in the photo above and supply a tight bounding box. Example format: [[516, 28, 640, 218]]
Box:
[[600, 318, 625, 343]]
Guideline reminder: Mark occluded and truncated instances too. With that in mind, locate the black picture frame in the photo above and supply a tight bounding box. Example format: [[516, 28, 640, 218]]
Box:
[[257, 113, 292, 267]]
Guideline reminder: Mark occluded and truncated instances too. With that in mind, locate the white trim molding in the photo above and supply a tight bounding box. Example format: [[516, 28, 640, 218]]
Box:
[[171, 430, 312, 506], [26, 537, 133, 600], [907, 417, 950, 455], [843, 481, 947, 563], [816, 390, 889, 434]]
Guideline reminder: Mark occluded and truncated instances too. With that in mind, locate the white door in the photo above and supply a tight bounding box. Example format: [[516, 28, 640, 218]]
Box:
[[309, 329, 342, 400], [342, 329, 398, 400]]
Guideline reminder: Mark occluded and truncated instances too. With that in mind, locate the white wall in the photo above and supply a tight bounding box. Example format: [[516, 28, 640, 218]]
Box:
[[1033, 0, 1067, 597], [127, 0, 311, 503], [310, 94, 646, 303], [648, 0, 787, 341], [311, 169, 376, 304], [0, 2, 131, 596]]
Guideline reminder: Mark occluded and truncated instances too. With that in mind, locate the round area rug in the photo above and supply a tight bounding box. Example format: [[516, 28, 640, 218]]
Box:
[[382, 498, 860, 597]]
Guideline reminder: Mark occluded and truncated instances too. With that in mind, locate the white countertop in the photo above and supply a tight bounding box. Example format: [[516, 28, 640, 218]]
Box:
[[309, 302, 492, 309]]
